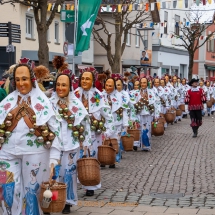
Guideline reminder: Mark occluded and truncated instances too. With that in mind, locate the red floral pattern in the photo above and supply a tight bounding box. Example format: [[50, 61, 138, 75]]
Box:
[[34, 103, 44, 111], [112, 98, 117, 102], [90, 97, 96, 103], [75, 91, 80, 98], [72, 106, 78, 113], [4, 103, 11, 110]]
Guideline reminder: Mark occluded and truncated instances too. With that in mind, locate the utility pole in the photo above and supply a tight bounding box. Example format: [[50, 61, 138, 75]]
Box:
[[8, 22, 12, 67]]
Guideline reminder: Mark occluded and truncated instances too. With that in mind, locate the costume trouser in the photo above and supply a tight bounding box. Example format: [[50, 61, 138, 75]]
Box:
[[0, 151, 49, 215], [114, 125, 122, 163], [161, 106, 168, 128], [59, 148, 79, 206], [81, 133, 101, 191], [140, 115, 152, 150], [189, 110, 202, 133]]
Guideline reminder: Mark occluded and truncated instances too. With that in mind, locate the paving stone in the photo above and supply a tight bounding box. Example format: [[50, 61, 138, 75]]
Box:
[[165, 208, 199, 214], [134, 205, 167, 213], [77, 207, 115, 214]]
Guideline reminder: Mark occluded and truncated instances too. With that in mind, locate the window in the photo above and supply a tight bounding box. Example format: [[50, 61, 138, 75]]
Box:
[[173, 0, 177, 8], [183, 18, 186, 27], [207, 39, 215, 52], [185, 0, 188, 8], [135, 29, 140, 47], [162, 2, 166, 9], [175, 15, 180, 36], [55, 22, 59, 43], [26, 16, 33, 38], [126, 28, 131, 46], [207, 40, 211, 52], [211, 39, 215, 52], [164, 11, 168, 34]]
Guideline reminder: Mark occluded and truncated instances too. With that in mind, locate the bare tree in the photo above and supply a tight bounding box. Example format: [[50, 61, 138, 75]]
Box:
[[172, 10, 215, 80], [93, 0, 151, 73], [0, 0, 65, 67]]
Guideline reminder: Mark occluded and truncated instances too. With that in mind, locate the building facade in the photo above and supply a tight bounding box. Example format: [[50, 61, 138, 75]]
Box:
[[93, 1, 159, 74], [151, 0, 190, 78], [0, 3, 93, 77], [193, 23, 215, 80]]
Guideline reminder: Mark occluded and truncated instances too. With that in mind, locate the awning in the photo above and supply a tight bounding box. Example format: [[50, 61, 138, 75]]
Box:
[[210, 77, 215, 81], [122, 65, 160, 69], [204, 64, 215, 70]]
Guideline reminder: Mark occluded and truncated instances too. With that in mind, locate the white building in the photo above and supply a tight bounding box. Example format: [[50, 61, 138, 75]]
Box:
[[151, 0, 191, 78]]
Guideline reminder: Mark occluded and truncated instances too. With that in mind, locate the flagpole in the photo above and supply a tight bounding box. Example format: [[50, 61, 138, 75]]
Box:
[[72, 0, 78, 78]]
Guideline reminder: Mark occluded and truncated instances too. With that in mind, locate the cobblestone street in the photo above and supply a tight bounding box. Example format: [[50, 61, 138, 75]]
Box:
[[76, 115, 215, 209]]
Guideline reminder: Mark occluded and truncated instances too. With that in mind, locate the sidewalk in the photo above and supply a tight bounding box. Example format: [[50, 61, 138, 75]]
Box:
[[54, 203, 215, 215]]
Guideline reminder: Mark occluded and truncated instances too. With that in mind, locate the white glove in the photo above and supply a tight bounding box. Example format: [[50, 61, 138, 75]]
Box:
[[123, 126, 128, 133], [203, 103, 207, 110], [45, 88, 53, 98], [104, 132, 109, 139], [49, 158, 58, 168], [185, 104, 188, 113]]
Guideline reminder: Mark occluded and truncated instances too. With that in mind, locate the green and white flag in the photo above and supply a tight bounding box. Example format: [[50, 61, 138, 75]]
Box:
[[76, 0, 102, 53]]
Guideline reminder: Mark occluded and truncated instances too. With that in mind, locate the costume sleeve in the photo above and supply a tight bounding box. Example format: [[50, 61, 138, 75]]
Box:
[[47, 116, 63, 160], [184, 90, 190, 105], [201, 89, 206, 103], [100, 107, 115, 138], [122, 108, 129, 127], [80, 116, 92, 147], [154, 99, 161, 119]]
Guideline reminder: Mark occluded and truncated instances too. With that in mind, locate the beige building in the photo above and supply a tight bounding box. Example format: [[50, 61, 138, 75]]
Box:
[[0, 3, 93, 76], [93, 1, 160, 74]]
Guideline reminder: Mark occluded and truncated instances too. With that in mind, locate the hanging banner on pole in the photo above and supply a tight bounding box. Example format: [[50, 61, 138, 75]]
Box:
[[75, 0, 102, 54]]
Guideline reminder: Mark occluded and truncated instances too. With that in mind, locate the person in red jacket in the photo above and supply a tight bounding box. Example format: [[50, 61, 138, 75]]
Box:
[[185, 78, 206, 138], [95, 73, 107, 92]]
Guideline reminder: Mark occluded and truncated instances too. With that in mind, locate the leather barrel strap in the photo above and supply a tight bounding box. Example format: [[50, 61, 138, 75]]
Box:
[[57, 101, 73, 124], [82, 94, 88, 110], [5, 97, 43, 138]]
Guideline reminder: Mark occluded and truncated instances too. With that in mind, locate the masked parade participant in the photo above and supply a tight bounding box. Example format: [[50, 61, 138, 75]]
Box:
[[160, 78, 172, 127], [114, 75, 130, 152], [0, 60, 62, 215], [152, 77, 167, 126], [205, 81, 215, 116], [181, 78, 190, 118], [33, 65, 53, 98], [185, 78, 206, 138], [102, 77, 129, 164], [129, 77, 160, 151], [164, 75, 177, 123], [172, 75, 183, 122], [74, 68, 115, 197], [49, 72, 92, 214]]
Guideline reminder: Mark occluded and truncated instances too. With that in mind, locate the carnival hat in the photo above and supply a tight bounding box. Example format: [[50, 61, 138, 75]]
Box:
[[189, 78, 199, 86]]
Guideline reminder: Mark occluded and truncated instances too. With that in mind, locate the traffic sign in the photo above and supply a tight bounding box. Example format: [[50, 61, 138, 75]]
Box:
[[61, 10, 75, 23], [63, 41, 68, 56], [0, 23, 8, 27], [12, 34, 21, 38], [11, 29, 21, 34], [11, 24, 20, 29], [12, 38, 21, 43], [0, 28, 8, 32], [0, 33, 9, 37]]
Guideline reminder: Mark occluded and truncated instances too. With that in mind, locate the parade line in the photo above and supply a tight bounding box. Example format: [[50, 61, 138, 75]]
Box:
[[77, 201, 138, 207]]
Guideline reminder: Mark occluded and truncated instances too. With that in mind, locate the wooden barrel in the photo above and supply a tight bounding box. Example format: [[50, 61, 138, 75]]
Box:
[[164, 112, 174, 123]]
